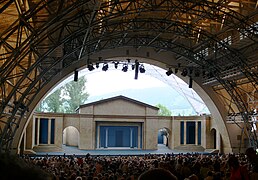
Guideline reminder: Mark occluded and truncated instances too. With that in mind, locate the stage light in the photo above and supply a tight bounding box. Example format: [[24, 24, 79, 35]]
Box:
[[181, 68, 188, 77], [189, 76, 193, 88], [166, 68, 173, 76], [122, 64, 128, 72], [74, 69, 78, 82], [114, 62, 119, 69], [102, 63, 108, 71], [131, 64, 135, 70], [87, 64, 95, 71], [139, 64, 145, 73]]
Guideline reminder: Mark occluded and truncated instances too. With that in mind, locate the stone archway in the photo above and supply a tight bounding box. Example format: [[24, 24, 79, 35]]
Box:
[[1, 0, 257, 155], [158, 127, 170, 147], [63, 126, 79, 147], [210, 128, 217, 149]]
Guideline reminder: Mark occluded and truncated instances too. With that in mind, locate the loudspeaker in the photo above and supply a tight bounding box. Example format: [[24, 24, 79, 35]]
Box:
[[74, 70, 78, 82], [189, 76, 193, 88]]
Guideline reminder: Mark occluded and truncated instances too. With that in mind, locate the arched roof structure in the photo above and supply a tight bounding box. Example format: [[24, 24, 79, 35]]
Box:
[[0, 0, 258, 153]]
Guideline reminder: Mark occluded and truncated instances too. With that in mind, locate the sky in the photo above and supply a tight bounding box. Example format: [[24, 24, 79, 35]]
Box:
[[85, 70, 168, 96], [49, 63, 210, 115], [57, 65, 170, 97]]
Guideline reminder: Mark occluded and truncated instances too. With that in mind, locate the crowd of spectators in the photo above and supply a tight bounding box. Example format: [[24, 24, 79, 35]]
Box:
[[1, 147, 258, 180]]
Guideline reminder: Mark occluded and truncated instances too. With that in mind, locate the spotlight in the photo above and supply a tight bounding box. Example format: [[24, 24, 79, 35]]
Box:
[[139, 64, 145, 73], [102, 63, 108, 71], [181, 68, 188, 77], [189, 76, 193, 88], [114, 62, 119, 69], [122, 64, 128, 72], [166, 68, 173, 76], [131, 64, 135, 70], [87, 64, 95, 71]]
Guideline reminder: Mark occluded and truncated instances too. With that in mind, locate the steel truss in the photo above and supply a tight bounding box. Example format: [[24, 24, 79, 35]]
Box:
[[0, 0, 258, 153]]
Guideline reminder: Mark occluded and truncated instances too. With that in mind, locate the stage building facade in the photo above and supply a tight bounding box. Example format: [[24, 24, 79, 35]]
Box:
[[23, 96, 221, 154]]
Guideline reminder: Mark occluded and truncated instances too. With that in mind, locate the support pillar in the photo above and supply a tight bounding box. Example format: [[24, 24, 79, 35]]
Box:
[[195, 122, 198, 145], [48, 119, 51, 144], [105, 128, 108, 148], [184, 121, 187, 145]]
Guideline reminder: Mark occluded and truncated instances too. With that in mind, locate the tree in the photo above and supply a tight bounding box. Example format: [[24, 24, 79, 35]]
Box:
[[36, 76, 89, 113], [62, 77, 89, 113], [36, 88, 64, 113], [156, 104, 172, 116]]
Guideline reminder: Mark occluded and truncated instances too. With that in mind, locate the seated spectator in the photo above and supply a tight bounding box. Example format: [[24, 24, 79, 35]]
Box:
[[0, 153, 53, 180], [246, 147, 258, 180], [228, 155, 249, 180]]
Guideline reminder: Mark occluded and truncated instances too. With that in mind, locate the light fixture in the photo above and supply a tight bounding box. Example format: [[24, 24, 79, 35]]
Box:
[[74, 69, 78, 82], [139, 64, 145, 73], [122, 64, 128, 72], [166, 68, 173, 76], [87, 64, 95, 71], [134, 60, 139, 79], [102, 63, 108, 71], [96, 62, 99, 68], [189, 76, 193, 88], [114, 62, 119, 69], [181, 68, 188, 77], [131, 64, 135, 70]]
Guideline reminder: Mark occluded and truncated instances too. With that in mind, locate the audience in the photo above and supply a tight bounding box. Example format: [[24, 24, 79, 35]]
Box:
[[2, 148, 258, 180]]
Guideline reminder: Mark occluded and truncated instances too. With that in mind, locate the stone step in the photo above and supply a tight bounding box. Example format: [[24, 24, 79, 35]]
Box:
[[204, 149, 219, 154], [174, 145, 205, 152], [33, 145, 63, 153]]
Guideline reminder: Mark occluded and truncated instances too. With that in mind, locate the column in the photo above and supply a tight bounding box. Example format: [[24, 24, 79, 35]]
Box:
[[138, 125, 141, 149], [97, 125, 100, 148], [37, 118, 40, 145], [48, 119, 51, 144], [130, 128, 133, 148], [105, 127, 108, 148], [184, 121, 187, 145], [195, 122, 198, 145]]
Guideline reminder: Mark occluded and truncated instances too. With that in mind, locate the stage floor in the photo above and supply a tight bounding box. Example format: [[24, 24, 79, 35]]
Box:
[[34, 144, 207, 156]]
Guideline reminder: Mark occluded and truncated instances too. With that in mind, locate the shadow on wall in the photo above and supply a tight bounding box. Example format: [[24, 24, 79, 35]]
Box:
[[63, 126, 79, 147]]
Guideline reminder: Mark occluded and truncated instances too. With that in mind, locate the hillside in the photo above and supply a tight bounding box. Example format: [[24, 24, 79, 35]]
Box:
[[86, 87, 194, 114]]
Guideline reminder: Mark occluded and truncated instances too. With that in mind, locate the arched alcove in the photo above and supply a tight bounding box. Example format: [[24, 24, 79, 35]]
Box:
[[158, 128, 170, 147], [210, 128, 217, 149], [63, 126, 79, 147]]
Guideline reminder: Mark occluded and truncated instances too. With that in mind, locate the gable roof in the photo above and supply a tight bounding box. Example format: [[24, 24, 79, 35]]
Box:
[[79, 95, 159, 110]]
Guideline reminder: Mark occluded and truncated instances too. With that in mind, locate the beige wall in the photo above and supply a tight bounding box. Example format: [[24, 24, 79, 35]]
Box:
[[25, 97, 231, 153]]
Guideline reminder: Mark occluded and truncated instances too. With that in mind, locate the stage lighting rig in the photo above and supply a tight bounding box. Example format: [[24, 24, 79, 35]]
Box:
[[102, 63, 108, 71], [139, 64, 145, 73], [166, 68, 173, 76]]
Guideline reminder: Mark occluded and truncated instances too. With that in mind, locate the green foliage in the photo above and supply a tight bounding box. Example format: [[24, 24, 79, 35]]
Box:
[[156, 103, 172, 116], [36, 76, 89, 113], [35, 88, 64, 113], [63, 77, 89, 113]]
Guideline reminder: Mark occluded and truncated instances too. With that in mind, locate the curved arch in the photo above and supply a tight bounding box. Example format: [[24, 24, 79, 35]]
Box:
[[158, 127, 171, 147], [210, 128, 217, 149], [1, 0, 258, 153], [63, 126, 80, 147], [12, 47, 231, 154]]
